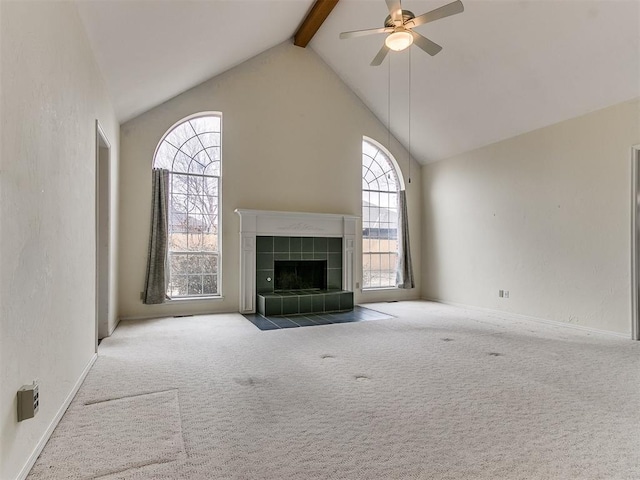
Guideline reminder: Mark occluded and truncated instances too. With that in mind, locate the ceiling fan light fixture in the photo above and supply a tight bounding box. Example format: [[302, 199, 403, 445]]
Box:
[[385, 30, 413, 51]]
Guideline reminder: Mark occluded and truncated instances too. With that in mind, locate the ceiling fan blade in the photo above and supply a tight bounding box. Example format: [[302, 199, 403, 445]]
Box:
[[340, 27, 393, 39], [406, 0, 464, 29], [370, 44, 390, 66], [385, 0, 403, 26], [410, 31, 443, 56]]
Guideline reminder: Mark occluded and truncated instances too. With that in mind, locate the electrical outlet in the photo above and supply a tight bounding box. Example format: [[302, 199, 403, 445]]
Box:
[[356, 282, 360, 289], [17, 381, 39, 421], [499, 290, 504, 297], [504, 291, 509, 298]]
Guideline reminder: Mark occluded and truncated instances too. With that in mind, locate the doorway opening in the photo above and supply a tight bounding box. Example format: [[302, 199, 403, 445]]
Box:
[[631, 144, 640, 340], [95, 121, 111, 349]]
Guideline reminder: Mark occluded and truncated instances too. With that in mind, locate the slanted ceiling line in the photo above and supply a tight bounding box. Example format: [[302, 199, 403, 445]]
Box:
[[294, 0, 340, 48]]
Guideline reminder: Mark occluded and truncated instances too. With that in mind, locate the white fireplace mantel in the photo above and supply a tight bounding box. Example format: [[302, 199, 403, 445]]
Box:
[[235, 209, 358, 313]]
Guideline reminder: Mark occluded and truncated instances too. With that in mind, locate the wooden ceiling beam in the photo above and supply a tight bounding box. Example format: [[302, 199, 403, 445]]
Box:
[[294, 0, 340, 48]]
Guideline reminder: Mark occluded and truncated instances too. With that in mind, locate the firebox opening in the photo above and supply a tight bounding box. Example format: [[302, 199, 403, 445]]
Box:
[[274, 260, 327, 291]]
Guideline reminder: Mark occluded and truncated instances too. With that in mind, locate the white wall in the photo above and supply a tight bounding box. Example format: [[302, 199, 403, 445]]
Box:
[[422, 99, 640, 335], [0, 2, 119, 478], [118, 42, 421, 320]]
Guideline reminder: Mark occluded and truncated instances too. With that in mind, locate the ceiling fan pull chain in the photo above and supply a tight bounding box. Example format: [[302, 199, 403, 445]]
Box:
[[388, 52, 391, 150], [408, 48, 412, 184]]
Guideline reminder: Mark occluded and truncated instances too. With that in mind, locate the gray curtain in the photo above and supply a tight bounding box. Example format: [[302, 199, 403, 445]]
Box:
[[143, 168, 170, 304], [396, 190, 415, 289]]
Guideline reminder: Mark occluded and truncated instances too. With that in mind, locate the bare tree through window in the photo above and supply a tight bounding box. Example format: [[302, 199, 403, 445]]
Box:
[[153, 114, 221, 297]]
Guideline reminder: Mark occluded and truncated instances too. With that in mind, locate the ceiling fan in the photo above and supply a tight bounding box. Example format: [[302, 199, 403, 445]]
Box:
[[339, 0, 464, 66]]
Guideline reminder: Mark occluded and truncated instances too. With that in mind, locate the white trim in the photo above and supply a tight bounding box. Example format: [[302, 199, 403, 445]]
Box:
[[118, 310, 236, 322], [361, 136, 404, 290], [95, 120, 111, 349], [363, 135, 406, 190], [153, 112, 224, 299], [107, 318, 120, 337], [424, 297, 630, 339], [631, 144, 640, 340], [165, 295, 224, 303], [235, 209, 359, 224], [119, 314, 174, 322], [218, 120, 223, 298], [17, 353, 97, 480], [152, 111, 221, 163]]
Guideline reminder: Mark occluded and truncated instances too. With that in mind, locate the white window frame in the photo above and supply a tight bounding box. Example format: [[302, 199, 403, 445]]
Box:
[[361, 136, 405, 290], [153, 112, 223, 299]]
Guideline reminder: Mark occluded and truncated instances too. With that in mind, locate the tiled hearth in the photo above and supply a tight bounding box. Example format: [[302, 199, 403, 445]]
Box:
[[243, 306, 393, 331], [258, 290, 354, 316]]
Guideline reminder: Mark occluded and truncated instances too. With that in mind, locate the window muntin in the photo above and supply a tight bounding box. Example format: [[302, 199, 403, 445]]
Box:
[[362, 138, 400, 289], [153, 114, 221, 298]]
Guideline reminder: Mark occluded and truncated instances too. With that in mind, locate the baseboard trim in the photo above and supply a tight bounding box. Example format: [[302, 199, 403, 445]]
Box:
[[17, 353, 97, 480], [118, 313, 172, 322], [422, 297, 630, 339], [107, 317, 120, 336], [118, 310, 238, 322]]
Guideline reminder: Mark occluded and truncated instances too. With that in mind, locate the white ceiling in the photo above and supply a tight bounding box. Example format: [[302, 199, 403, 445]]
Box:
[[76, 0, 315, 123], [77, 0, 640, 164]]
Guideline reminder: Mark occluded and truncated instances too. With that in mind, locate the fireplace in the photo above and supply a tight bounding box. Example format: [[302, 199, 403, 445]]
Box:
[[274, 260, 327, 291], [235, 209, 358, 314], [253, 235, 352, 316], [254, 235, 343, 293]]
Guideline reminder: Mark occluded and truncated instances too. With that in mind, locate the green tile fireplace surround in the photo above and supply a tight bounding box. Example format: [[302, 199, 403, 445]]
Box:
[[256, 235, 354, 316], [235, 209, 358, 315]]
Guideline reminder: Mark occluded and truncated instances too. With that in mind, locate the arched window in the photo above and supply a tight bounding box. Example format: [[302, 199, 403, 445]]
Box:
[[362, 137, 403, 289], [153, 113, 221, 297]]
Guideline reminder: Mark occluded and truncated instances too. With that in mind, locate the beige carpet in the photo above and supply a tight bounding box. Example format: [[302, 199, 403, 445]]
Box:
[[28, 390, 185, 478], [29, 301, 640, 479]]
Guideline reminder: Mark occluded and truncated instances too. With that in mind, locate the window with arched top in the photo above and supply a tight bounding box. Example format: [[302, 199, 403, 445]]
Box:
[[153, 113, 221, 297], [362, 137, 403, 289]]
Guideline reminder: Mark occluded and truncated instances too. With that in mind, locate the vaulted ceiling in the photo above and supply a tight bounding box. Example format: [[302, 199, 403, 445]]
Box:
[[77, 0, 640, 164]]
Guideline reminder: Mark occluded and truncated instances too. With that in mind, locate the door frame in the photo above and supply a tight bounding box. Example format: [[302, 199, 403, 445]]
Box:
[[630, 144, 640, 340], [95, 120, 111, 351]]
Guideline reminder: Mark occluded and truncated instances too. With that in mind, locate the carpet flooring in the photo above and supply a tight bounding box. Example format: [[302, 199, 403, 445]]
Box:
[[28, 301, 640, 479]]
